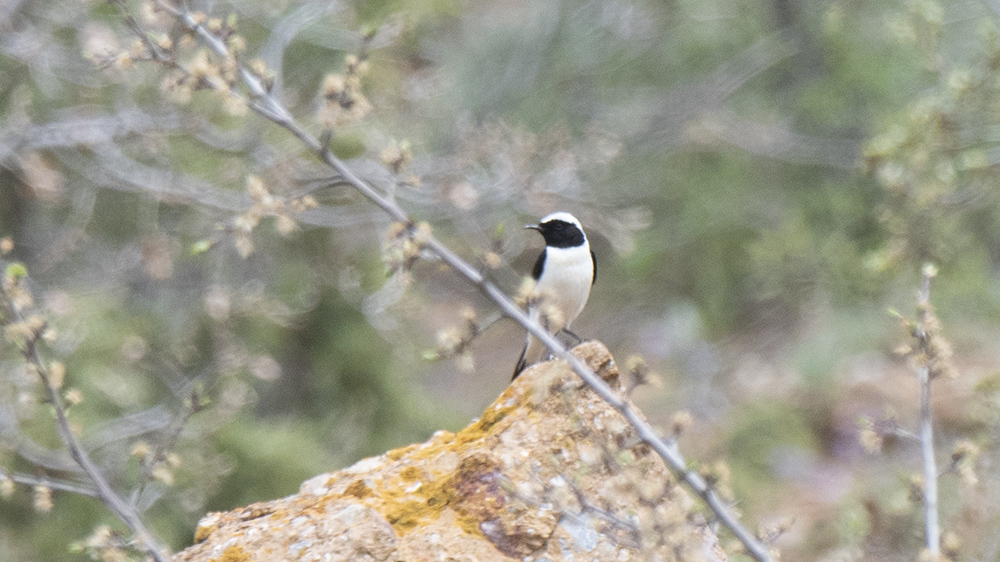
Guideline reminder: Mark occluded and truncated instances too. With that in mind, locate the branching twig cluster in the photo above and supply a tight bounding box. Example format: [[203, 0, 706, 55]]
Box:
[[902, 264, 958, 558], [859, 264, 969, 560], [0, 264, 171, 562]]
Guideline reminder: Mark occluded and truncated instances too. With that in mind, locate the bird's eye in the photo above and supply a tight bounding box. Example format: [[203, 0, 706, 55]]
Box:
[[553, 223, 564, 230]]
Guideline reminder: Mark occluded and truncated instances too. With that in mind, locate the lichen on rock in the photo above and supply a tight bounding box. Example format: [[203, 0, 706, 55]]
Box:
[[173, 341, 725, 562]]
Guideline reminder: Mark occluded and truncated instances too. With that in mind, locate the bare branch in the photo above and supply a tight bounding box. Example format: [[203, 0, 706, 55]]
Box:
[[1, 468, 99, 498], [130, 390, 204, 511]]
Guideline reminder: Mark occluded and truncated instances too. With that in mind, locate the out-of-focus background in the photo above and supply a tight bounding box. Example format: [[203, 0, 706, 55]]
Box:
[[2, 0, 1000, 560]]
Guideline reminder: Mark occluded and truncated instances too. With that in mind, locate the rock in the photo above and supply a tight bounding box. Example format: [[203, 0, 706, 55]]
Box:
[[173, 341, 725, 562]]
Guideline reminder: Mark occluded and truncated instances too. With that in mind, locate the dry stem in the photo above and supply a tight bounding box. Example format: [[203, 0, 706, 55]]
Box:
[[916, 266, 940, 555]]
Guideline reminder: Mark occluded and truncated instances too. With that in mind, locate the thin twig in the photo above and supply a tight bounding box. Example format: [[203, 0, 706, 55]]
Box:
[[1, 469, 99, 498], [117, 5, 775, 560], [500, 474, 643, 550], [111, 0, 174, 65], [131, 390, 203, 510], [916, 269, 940, 555], [0, 283, 170, 562], [567, 479, 643, 548]]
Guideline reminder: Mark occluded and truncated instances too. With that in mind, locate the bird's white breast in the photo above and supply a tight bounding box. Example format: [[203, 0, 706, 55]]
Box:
[[533, 243, 593, 331]]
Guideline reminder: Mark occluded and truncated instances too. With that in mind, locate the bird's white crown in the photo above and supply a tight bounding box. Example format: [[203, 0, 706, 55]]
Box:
[[539, 211, 584, 231]]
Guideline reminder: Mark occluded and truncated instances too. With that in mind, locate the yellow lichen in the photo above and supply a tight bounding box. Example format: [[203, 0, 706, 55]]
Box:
[[403, 433, 455, 464], [376, 470, 452, 533], [193, 514, 222, 544], [213, 545, 251, 562], [386, 443, 419, 461], [381, 497, 429, 531], [450, 392, 520, 449], [309, 383, 541, 541], [344, 479, 372, 499], [193, 525, 213, 544], [474, 402, 511, 433], [334, 431, 504, 539], [399, 466, 423, 481]]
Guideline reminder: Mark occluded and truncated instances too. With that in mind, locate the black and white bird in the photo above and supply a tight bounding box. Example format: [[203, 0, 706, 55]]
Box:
[[512, 212, 596, 379]]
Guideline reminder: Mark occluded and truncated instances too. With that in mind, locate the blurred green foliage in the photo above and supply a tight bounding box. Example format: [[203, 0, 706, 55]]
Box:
[[727, 400, 820, 499]]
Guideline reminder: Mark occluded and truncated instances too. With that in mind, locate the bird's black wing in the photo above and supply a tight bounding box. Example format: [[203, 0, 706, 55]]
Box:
[[591, 249, 597, 285], [531, 248, 546, 280]]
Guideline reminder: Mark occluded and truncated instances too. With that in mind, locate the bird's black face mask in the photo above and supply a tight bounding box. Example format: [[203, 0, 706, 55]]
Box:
[[531, 219, 584, 249]]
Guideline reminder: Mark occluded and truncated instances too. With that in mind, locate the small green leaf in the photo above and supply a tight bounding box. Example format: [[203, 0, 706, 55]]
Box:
[[4, 262, 27, 280], [191, 239, 212, 255]]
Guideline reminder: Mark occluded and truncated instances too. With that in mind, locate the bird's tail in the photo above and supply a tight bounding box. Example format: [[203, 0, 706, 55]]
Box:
[[512, 335, 544, 380], [512, 346, 528, 380]]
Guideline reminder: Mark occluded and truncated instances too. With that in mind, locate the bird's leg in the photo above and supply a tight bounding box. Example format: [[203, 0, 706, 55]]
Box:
[[543, 330, 583, 361], [558, 328, 583, 346]]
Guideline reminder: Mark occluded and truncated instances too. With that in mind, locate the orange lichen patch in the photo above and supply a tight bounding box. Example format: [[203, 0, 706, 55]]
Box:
[[193, 525, 212, 544], [381, 497, 435, 531], [375, 464, 452, 532], [386, 443, 419, 461], [471, 400, 513, 433], [401, 430, 456, 461], [368, 450, 507, 539], [318, 415, 512, 539], [451, 421, 494, 449], [193, 513, 223, 544], [212, 545, 251, 562], [451, 395, 520, 449], [344, 479, 372, 499], [399, 465, 423, 481]]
